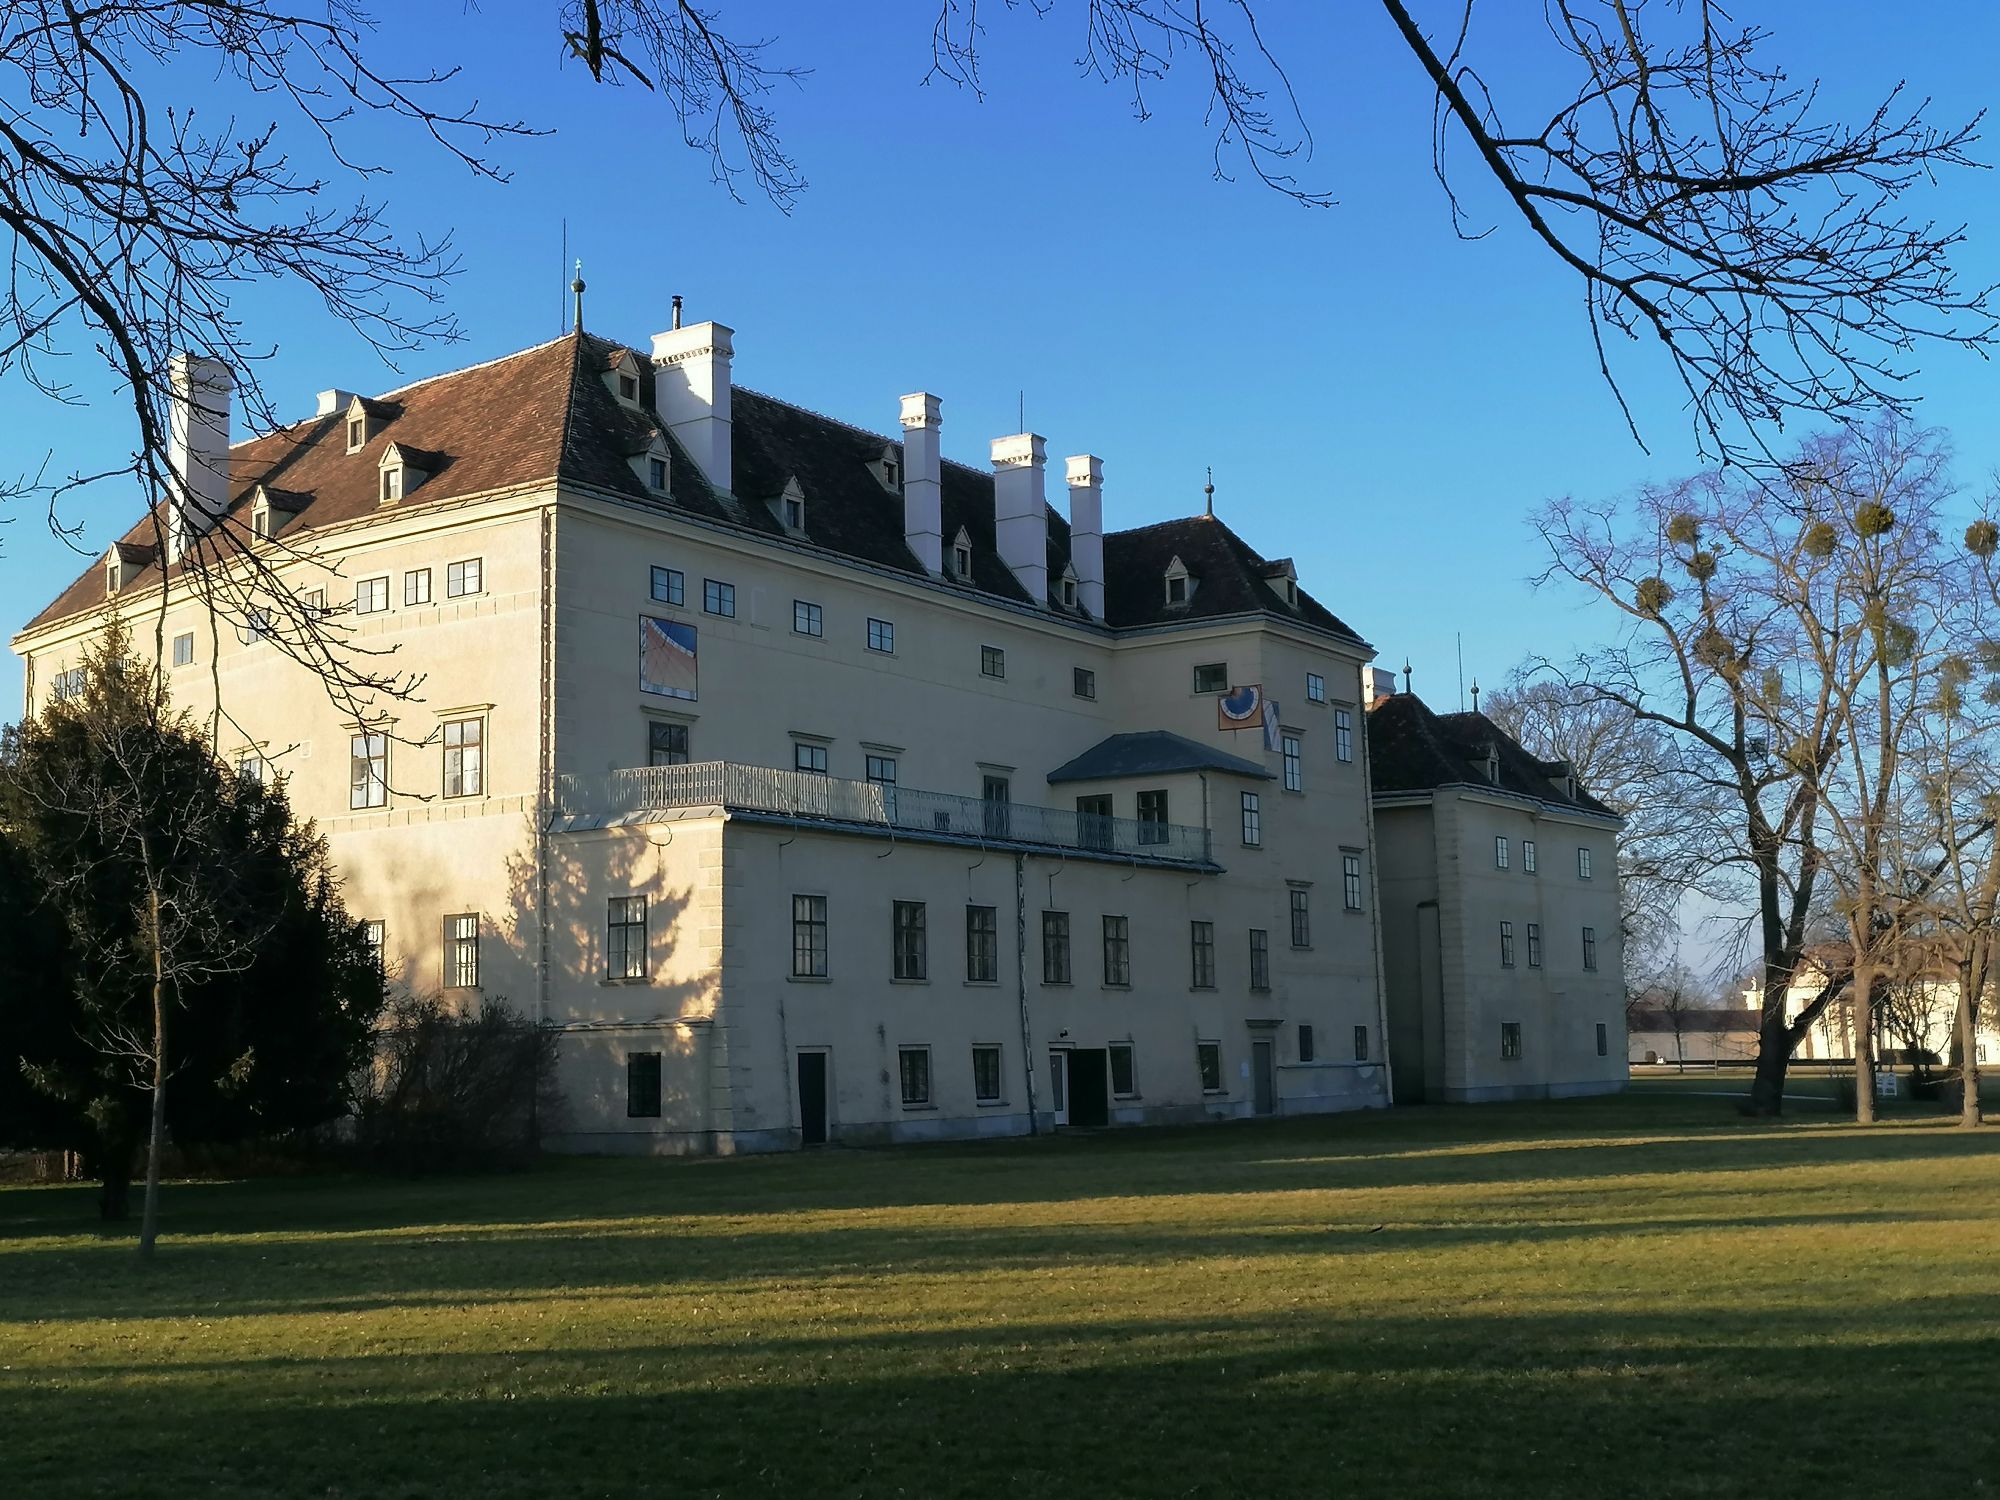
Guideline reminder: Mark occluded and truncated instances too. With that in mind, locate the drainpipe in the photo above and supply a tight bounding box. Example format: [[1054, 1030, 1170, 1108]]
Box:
[[1014, 851, 1040, 1134], [1358, 687, 1395, 1106]]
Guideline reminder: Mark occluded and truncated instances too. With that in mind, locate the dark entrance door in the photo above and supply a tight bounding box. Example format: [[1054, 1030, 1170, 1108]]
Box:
[[1069, 1048, 1111, 1128], [1251, 1038, 1276, 1116], [797, 1052, 828, 1146]]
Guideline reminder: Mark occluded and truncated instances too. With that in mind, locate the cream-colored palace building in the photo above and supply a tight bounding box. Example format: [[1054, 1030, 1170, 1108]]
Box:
[[12, 305, 1625, 1150]]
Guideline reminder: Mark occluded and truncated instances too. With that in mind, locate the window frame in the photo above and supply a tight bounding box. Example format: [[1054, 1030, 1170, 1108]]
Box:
[[791, 894, 828, 978], [1136, 789, 1169, 846], [1306, 672, 1326, 703], [1342, 853, 1364, 912], [1526, 922, 1543, 969], [606, 894, 648, 980], [1501, 1022, 1523, 1060], [1248, 928, 1270, 991], [1500, 920, 1516, 968], [647, 455, 668, 492], [626, 1052, 663, 1118], [171, 631, 195, 667], [897, 1046, 932, 1108], [444, 913, 480, 990], [980, 644, 1005, 679], [866, 617, 894, 654], [965, 904, 999, 984], [1072, 666, 1097, 700], [793, 599, 823, 637], [1596, 1022, 1610, 1058], [1289, 887, 1311, 949], [702, 578, 736, 618], [1523, 839, 1538, 874], [1192, 662, 1228, 694], [1108, 1043, 1137, 1099], [1240, 791, 1262, 847], [354, 575, 389, 615], [892, 900, 928, 981], [793, 741, 829, 776], [1577, 846, 1594, 880], [441, 715, 485, 799], [1335, 707, 1354, 763], [404, 568, 432, 607], [1495, 835, 1510, 869], [1353, 1025, 1370, 1062], [1583, 926, 1599, 971], [1102, 914, 1132, 987], [865, 753, 898, 787], [1282, 733, 1303, 792], [648, 720, 690, 767], [972, 1044, 1003, 1104], [1041, 910, 1072, 985], [1197, 1041, 1224, 1094], [1189, 920, 1217, 989], [349, 732, 388, 810], [445, 557, 482, 598], [1299, 1024, 1317, 1064], [650, 566, 685, 606]]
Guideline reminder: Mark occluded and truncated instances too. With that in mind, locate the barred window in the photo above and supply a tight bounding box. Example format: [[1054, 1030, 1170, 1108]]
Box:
[[792, 895, 828, 977], [606, 895, 647, 980], [444, 913, 480, 989], [1190, 921, 1216, 989], [893, 901, 927, 981], [966, 905, 999, 983], [1501, 1022, 1523, 1060], [898, 1047, 931, 1107], [972, 1045, 1002, 1103], [442, 717, 484, 798], [1102, 915, 1131, 986], [1041, 910, 1072, 984], [1248, 928, 1270, 991]]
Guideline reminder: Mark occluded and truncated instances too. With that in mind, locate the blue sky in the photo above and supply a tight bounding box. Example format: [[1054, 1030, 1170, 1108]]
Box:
[[5, 0, 1998, 730]]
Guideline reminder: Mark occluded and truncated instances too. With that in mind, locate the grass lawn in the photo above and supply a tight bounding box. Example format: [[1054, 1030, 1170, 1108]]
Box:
[[4, 1092, 1998, 1499]]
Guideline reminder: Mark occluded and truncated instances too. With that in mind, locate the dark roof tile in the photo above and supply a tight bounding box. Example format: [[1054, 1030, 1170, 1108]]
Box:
[[1366, 693, 1617, 817]]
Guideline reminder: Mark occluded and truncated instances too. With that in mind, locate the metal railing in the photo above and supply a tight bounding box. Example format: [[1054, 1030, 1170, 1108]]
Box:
[[552, 761, 1213, 864]]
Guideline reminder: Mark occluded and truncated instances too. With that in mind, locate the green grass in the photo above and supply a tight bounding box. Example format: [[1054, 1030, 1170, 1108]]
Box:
[[4, 1095, 1998, 1498]]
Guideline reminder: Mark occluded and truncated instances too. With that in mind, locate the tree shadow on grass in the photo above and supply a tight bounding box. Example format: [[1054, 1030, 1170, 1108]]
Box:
[[5, 1304, 1998, 1498]]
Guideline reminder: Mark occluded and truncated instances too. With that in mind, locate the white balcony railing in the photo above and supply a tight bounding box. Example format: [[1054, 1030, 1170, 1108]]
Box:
[[551, 761, 1214, 865]]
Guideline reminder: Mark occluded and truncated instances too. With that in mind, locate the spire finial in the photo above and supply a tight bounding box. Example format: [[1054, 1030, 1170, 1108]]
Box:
[[1203, 466, 1215, 518], [1471, 677, 1481, 711], [1403, 658, 1413, 693], [570, 259, 586, 333]]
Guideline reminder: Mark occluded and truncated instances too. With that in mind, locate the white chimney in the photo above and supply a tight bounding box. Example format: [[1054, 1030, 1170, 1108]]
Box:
[[1363, 667, 1397, 705], [1065, 454, 1105, 618], [900, 392, 943, 574], [315, 388, 357, 417], [992, 433, 1049, 606], [167, 353, 233, 563], [650, 320, 734, 493]]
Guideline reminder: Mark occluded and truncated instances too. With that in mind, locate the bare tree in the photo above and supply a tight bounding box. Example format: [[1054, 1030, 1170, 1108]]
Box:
[[1530, 417, 1964, 1115]]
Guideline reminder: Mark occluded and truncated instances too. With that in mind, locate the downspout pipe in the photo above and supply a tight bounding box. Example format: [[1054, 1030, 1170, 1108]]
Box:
[[1014, 851, 1040, 1134]]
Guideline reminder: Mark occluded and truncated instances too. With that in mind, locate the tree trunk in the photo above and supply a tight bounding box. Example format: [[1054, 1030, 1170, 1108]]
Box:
[[137, 884, 168, 1260], [1961, 942, 1987, 1129], [1853, 960, 1877, 1125], [1748, 1012, 1791, 1115]]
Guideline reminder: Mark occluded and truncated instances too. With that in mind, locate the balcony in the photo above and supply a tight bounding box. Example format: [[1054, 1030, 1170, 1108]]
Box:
[[550, 761, 1216, 867]]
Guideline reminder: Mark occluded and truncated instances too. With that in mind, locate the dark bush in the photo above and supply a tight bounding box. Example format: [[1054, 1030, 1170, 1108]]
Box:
[[354, 994, 562, 1173]]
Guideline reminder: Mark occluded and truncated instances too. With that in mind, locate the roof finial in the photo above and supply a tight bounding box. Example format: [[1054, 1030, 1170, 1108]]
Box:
[[1204, 466, 1215, 518], [571, 260, 586, 333], [1471, 677, 1481, 711], [1403, 658, 1413, 693]]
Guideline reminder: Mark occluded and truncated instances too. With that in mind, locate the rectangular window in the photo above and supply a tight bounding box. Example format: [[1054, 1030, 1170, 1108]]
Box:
[[1248, 928, 1270, 991], [361, 920, 386, 984], [866, 617, 894, 653], [866, 754, 898, 786], [404, 568, 432, 606], [898, 1047, 932, 1107], [1523, 839, 1537, 874], [1299, 1024, 1317, 1063], [1583, 926, 1599, 971], [1073, 666, 1097, 700], [1335, 708, 1354, 763], [1136, 789, 1169, 845], [1527, 923, 1543, 968], [648, 720, 690, 766], [444, 913, 480, 989], [606, 895, 647, 980], [981, 644, 1005, 678], [703, 579, 735, 617], [349, 733, 387, 809], [972, 1045, 1002, 1103], [1076, 793, 1113, 852], [446, 558, 482, 598], [893, 900, 927, 981], [1596, 1022, 1609, 1058], [171, 632, 194, 667], [347, 416, 365, 451], [354, 576, 388, 614], [1197, 1042, 1223, 1093], [1289, 888, 1311, 948], [1342, 854, 1363, 911], [1495, 836, 1510, 869], [1109, 1043, 1136, 1098], [1500, 921, 1516, 968], [626, 1053, 663, 1118], [1041, 911, 1072, 984], [966, 905, 999, 983], [794, 741, 829, 776], [1501, 1022, 1523, 1060], [1193, 662, 1228, 694], [1577, 846, 1594, 879], [648, 456, 668, 491], [1354, 1025, 1370, 1061], [237, 752, 267, 786], [982, 775, 1011, 839], [1190, 921, 1216, 989], [1307, 672, 1327, 703], [650, 566, 685, 606], [1103, 915, 1131, 986], [442, 717, 484, 798], [1282, 734, 1303, 792], [794, 599, 822, 637], [1240, 791, 1262, 847], [792, 895, 828, 977]]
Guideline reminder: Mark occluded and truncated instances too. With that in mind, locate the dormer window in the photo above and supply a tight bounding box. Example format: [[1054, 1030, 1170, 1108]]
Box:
[[105, 557, 122, 594], [785, 494, 804, 529], [648, 456, 668, 492], [1059, 567, 1079, 610], [381, 468, 402, 503], [949, 527, 974, 581], [253, 505, 272, 540], [619, 373, 639, 402], [377, 443, 433, 505], [344, 394, 397, 451], [1164, 555, 1194, 606], [346, 417, 365, 452], [872, 444, 903, 493], [1485, 746, 1500, 783], [604, 349, 645, 409]]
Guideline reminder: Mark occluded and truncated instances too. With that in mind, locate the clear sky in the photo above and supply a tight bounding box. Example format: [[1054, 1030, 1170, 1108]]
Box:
[[5, 1, 1998, 731]]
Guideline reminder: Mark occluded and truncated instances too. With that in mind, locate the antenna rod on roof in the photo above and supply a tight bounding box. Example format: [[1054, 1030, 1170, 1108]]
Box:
[[672, 294, 683, 331], [1456, 632, 1464, 712], [559, 217, 567, 336]]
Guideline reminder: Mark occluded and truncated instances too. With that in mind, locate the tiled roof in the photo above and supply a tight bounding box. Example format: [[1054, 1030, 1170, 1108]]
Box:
[[1365, 692, 1617, 818], [1046, 729, 1273, 784], [23, 332, 1360, 646]]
